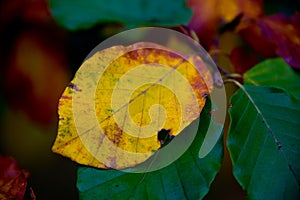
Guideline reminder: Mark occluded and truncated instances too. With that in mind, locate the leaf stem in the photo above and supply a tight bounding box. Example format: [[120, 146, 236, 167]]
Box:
[[224, 78, 300, 186], [223, 73, 243, 79]]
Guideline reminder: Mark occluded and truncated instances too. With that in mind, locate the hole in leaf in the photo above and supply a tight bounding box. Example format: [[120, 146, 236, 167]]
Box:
[[157, 128, 175, 148]]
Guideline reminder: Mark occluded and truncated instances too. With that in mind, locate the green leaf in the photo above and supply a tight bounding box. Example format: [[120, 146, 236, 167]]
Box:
[[77, 101, 223, 199], [49, 0, 192, 30], [244, 58, 300, 100], [227, 86, 300, 199]]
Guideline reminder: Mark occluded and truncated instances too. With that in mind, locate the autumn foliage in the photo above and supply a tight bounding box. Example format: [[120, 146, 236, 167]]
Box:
[[0, 156, 32, 200], [0, 0, 299, 199]]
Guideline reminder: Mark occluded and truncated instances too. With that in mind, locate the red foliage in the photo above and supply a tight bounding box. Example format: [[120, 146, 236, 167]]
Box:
[[0, 156, 30, 200], [237, 13, 300, 70], [4, 29, 69, 124], [0, 0, 69, 125], [187, 0, 263, 49], [258, 13, 300, 69], [229, 46, 259, 74], [187, 0, 300, 72]]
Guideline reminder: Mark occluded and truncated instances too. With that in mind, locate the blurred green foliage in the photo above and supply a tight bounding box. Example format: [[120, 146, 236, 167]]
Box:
[[49, 0, 191, 30]]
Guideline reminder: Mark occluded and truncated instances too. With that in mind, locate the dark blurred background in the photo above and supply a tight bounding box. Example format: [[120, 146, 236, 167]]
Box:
[[0, 0, 298, 199]]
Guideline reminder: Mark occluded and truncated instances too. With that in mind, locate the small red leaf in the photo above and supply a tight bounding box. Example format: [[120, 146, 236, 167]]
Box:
[[257, 13, 300, 69], [0, 156, 30, 200]]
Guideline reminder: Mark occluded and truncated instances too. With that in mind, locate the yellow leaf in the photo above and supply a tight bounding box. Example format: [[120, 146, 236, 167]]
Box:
[[52, 42, 213, 169]]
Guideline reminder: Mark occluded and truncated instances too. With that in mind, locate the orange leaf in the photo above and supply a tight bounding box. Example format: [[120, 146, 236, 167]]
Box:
[[52, 42, 213, 169], [187, 0, 263, 48]]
